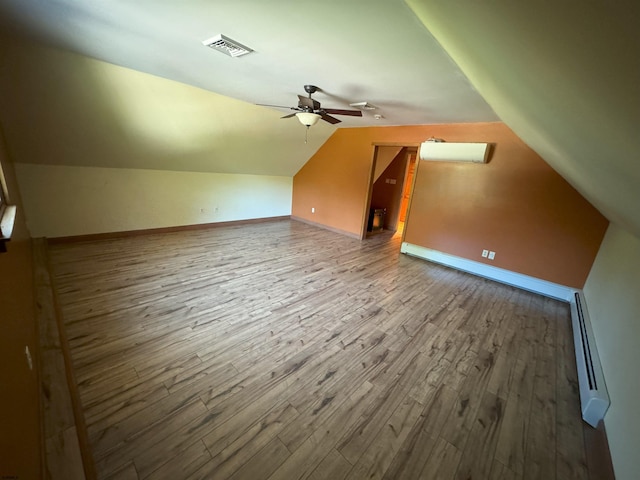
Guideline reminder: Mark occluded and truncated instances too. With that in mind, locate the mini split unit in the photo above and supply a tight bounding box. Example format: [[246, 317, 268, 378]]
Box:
[[419, 140, 490, 163]]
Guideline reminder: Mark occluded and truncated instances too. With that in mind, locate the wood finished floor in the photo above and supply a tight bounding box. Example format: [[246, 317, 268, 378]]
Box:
[[48, 220, 590, 480]]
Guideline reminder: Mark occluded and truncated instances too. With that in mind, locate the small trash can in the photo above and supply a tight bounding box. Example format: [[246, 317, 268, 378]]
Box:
[[368, 208, 386, 232]]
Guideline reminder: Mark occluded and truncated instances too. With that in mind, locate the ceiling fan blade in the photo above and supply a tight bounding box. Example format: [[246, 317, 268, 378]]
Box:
[[323, 108, 363, 117], [321, 114, 341, 125], [257, 103, 294, 109], [281, 113, 297, 119]]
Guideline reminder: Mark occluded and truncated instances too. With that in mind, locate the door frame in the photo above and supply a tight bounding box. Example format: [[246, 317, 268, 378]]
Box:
[[360, 142, 421, 240]]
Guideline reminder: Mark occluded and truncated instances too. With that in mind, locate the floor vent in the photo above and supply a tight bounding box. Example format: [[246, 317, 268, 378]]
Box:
[[570, 291, 610, 427]]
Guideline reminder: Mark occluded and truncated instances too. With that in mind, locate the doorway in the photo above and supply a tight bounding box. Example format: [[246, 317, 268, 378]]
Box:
[[365, 145, 418, 238], [397, 149, 417, 235]]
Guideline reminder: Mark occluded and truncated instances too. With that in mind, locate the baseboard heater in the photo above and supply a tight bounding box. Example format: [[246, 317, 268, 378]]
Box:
[[570, 291, 610, 427]]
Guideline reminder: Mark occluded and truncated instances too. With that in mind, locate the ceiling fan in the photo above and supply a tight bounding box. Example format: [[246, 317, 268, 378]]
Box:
[[260, 85, 363, 127]]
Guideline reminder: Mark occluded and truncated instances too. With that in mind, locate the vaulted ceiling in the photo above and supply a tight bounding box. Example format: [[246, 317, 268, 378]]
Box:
[[0, 0, 638, 236], [406, 0, 640, 239], [0, 0, 496, 126]]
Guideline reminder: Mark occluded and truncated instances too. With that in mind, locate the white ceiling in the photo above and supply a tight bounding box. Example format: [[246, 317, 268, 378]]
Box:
[[0, 0, 497, 127]]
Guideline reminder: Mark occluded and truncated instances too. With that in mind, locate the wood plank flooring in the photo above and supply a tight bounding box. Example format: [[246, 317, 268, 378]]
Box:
[[47, 219, 591, 479], [34, 238, 87, 479]]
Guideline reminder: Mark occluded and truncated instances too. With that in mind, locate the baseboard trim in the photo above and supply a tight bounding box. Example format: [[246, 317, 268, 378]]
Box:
[[400, 242, 575, 301], [583, 420, 616, 480], [291, 216, 361, 239], [47, 216, 291, 244]]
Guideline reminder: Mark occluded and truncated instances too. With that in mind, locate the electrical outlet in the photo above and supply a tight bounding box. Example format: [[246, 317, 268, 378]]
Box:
[[311, 207, 315, 213], [488, 251, 496, 260], [482, 249, 489, 258]]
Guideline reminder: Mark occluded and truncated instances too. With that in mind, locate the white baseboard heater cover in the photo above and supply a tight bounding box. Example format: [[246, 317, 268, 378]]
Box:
[[419, 141, 489, 163], [570, 291, 610, 427]]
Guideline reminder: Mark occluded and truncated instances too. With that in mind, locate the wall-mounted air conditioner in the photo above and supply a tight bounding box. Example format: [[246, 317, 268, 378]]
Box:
[[419, 140, 490, 163]]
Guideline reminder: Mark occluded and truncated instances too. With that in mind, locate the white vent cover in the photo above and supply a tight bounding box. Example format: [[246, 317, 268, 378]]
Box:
[[419, 141, 490, 163], [202, 34, 253, 57]]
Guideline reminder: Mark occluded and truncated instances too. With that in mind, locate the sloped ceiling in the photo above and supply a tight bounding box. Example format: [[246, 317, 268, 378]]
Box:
[[0, 42, 336, 176], [405, 0, 640, 238], [0, 1, 638, 238], [0, 0, 497, 177]]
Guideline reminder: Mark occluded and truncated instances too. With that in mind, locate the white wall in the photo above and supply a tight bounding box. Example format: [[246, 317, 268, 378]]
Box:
[[15, 164, 292, 238], [583, 223, 640, 480]]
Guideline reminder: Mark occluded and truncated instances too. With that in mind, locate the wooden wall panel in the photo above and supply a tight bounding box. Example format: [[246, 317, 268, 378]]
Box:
[[0, 128, 41, 479]]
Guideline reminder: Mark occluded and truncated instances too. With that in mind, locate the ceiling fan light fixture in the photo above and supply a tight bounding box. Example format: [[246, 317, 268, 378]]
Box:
[[296, 112, 321, 127]]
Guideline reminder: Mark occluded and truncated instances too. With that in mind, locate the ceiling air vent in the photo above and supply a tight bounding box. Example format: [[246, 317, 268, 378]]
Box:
[[202, 34, 253, 57]]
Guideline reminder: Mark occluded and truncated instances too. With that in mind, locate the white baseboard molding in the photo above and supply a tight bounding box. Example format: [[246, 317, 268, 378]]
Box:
[[401, 242, 575, 301]]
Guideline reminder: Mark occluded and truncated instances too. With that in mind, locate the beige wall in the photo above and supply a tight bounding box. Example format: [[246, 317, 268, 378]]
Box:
[[0, 127, 40, 478], [16, 164, 292, 238], [1, 37, 294, 240], [583, 224, 640, 480]]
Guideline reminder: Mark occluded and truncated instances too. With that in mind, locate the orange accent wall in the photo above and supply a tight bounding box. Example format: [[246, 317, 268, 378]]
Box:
[[292, 122, 608, 287]]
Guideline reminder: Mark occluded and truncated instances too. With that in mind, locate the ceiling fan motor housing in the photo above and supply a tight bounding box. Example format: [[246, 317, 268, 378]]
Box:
[[303, 85, 319, 95], [298, 98, 321, 111]]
